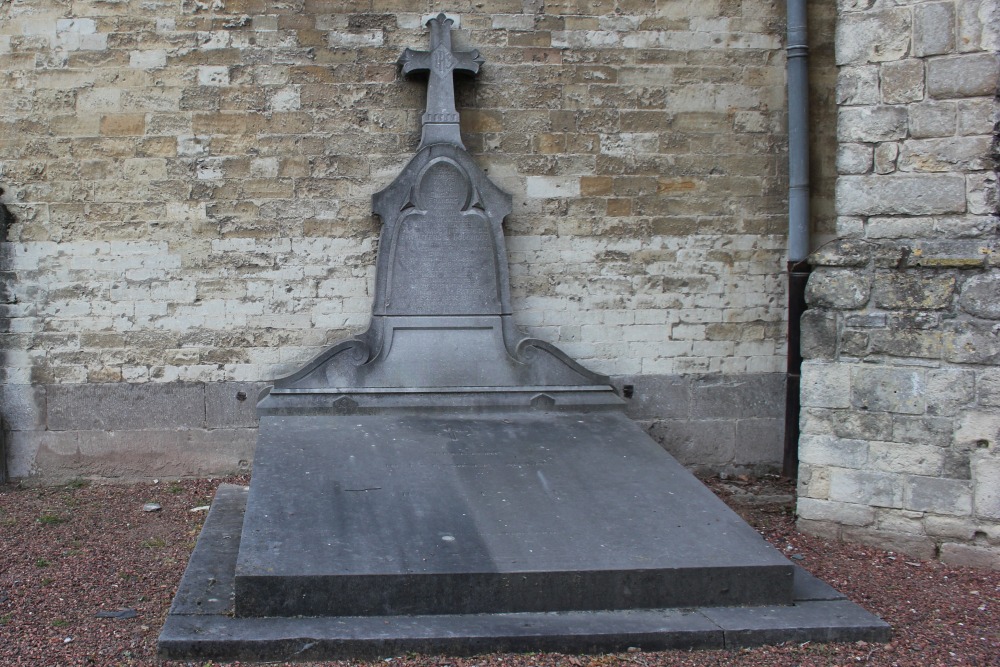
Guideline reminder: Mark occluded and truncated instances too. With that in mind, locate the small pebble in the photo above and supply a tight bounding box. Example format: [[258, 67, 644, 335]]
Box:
[[190, 506, 211, 513], [791, 554, 805, 561], [142, 503, 162, 512]]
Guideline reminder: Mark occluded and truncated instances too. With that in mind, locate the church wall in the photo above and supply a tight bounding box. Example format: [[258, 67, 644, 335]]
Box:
[[0, 0, 802, 480], [798, 0, 1000, 568]]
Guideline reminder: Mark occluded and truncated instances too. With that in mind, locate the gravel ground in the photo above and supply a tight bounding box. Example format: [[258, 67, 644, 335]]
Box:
[[1, 475, 997, 667]]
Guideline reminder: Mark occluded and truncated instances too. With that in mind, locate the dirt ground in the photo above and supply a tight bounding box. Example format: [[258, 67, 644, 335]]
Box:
[[1, 474, 997, 667]]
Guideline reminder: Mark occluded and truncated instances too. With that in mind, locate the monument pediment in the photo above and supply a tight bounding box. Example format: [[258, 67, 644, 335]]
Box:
[[259, 14, 616, 411]]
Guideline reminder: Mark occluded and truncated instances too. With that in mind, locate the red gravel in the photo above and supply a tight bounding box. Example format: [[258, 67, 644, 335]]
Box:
[[1, 475, 997, 667]]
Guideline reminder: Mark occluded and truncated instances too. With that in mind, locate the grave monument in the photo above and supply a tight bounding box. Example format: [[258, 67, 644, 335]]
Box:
[[159, 15, 888, 660]]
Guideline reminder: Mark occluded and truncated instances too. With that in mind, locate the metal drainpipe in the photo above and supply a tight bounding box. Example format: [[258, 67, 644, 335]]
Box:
[[783, 0, 811, 479]]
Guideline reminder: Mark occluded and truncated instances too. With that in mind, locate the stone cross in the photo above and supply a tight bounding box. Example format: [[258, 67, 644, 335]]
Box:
[[398, 14, 484, 149]]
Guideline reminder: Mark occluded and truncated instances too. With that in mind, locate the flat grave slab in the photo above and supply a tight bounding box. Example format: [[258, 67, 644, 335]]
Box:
[[159, 484, 890, 662], [235, 411, 794, 617]]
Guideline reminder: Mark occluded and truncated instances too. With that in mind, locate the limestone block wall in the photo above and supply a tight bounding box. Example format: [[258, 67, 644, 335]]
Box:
[[0, 0, 810, 480], [797, 0, 1000, 568]]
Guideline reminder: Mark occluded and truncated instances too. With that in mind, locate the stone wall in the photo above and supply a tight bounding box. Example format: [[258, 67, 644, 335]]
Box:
[[797, 0, 1000, 568], [0, 0, 808, 480]]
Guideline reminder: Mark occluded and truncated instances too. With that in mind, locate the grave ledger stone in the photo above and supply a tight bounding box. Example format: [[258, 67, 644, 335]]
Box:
[[160, 15, 888, 660]]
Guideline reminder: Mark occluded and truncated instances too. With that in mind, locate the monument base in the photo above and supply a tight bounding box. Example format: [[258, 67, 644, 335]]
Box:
[[159, 411, 889, 661]]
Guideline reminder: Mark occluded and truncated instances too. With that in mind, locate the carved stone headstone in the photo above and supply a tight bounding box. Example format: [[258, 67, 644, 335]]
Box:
[[160, 16, 888, 660]]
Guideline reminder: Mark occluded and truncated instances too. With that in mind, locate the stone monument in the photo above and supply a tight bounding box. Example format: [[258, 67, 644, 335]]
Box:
[[160, 16, 888, 660]]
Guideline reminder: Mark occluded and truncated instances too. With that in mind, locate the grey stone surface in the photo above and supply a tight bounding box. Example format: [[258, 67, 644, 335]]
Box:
[[805, 268, 871, 309], [852, 366, 926, 415], [689, 374, 785, 420], [880, 60, 924, 105], [959, 274, 1000, 319], [872, 273, 955, 310], [837, 175, 967, 216], [913, 1, 956, 57], [800, 310, 838, 360], [31, 428, 255, 481], [837, 107, 907, 143], [46, 382, 205, 431], [701, 599, 890, 648], [811, 238, 876, 268], [926, 53, 1000, 98], [873, 142, 899, 174], [897, 137, 994, 173], [835, 8, 911, 65], [733, 418, 784, 466], [618, 374, 690, 420], [943, 321, 1000, 364], [908, 101, 957, 138], [829, 469, 904, 509], [237, 412, 793, 617], [0, 383, 46, 431], [168, 483, 246, 616], [836, 66, 880, 105], [904, 476, 972, 516], [836, 143, 873, 174], [648, 418, 737, 468], [206, 382, 267, 428], [159, 486, 889, 661]]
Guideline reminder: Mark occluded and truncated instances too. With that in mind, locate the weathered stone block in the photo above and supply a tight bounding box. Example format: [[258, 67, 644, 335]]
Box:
[[851, 366, 926, 415], [836, 65, 880, 105], [799, 434, 868, 468], [802, 407, 893, 441], [869, 328, 941, 359], [647, 419, 736, 469], [880, 60, 924, 104], [801, 362, 852, 409], [922, 515, 975, 540], [913, 1, 956, 57], [956, 412, 1000, 451], [908, 101, 957, 138], [797, 498, 875, 526], [46, 382, 207, 431], [800, 310, 838, 360], [966, 172, 999, 216], [905, 476, 973, 516], [927, 53, 1000, 98], [872, 272, 956, 310], [837, 175, 967, 216], [619, 374, 691, 421], [876, 508, 927, 536], [839, 330, 870, 358], [869, 441, 944, 476], [940, 543, 1000, 570], [840, 526, 938, 560], [978, 368, 1000, 407], [0, 384, 47, 431], [32, 428, 256, 482], [805, 268, 871, 309], [829, 469, 904, 508], [925, 368, 976, 416], [206, 382, 267, 428], [836, 8, 912, 65], [942, 322, 1000, 364], [809, 238, 874, 268], [837, 143, 873, 175], [690, 374, 785, 420], [959, 273, 1000, 320], [873, 142, 899, 175], [733, 418, 783, 466], [837, 107, 907, 143], [897, 137, 994, 173]]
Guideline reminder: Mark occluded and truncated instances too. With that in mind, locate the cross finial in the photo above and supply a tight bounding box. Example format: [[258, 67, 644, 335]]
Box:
[[398, 14, 485, 149]]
